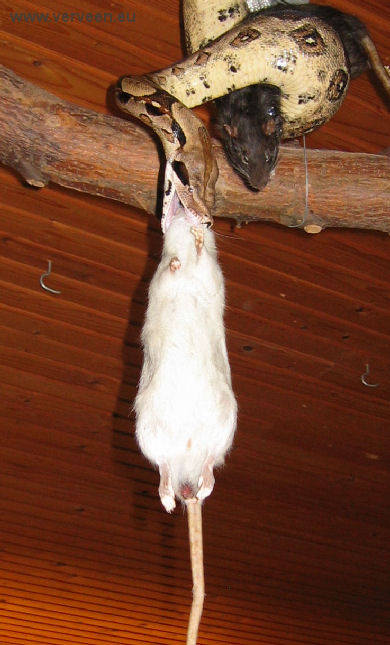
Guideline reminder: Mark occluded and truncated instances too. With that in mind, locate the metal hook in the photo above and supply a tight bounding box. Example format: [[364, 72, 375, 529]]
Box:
[[288, 134, 308, 229], [40, 260, 61, 295], [361, 363, 379, 388]]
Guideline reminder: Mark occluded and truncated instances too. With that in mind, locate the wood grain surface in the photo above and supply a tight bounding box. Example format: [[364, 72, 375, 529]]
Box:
[[0, 1, 389, 644]]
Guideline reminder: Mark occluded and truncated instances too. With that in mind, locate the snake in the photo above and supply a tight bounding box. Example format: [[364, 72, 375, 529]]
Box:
[[115, 0, 350, 230]]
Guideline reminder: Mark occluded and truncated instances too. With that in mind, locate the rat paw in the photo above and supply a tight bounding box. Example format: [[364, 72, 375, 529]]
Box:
[[196, 475, 215, 501], [160, 493, 176, 513], [190, 226, 204, 255], [197, 483, 214, 500], [169, 256, 181, 272], [196, 456, 216, 500], [158, 463, 176, 512]]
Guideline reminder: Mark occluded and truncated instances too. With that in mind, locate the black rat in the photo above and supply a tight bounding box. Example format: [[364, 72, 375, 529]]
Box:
[[216, 3, 390, 190]]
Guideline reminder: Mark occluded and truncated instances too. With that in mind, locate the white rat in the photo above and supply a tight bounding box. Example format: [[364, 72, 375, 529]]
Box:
[[134, 201, 237, 644], [134, 207, 237, 513]]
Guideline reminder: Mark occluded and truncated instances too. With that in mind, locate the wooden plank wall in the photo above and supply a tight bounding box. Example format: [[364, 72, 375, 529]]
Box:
[[0, 1, 389, 643]]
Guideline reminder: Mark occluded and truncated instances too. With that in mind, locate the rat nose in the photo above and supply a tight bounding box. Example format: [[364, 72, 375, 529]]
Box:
[[247, 159, 270, 191]]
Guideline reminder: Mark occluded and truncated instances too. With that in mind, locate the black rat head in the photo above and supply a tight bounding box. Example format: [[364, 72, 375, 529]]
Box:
[[216, 84, 283, 191]]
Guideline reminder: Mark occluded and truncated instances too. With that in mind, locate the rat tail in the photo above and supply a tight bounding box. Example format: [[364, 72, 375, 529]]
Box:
[[185, 499, 205, 645]]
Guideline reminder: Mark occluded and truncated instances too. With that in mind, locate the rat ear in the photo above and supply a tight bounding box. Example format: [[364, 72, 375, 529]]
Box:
[[262, 118, 277, 136], [223, 124, 238, 138]]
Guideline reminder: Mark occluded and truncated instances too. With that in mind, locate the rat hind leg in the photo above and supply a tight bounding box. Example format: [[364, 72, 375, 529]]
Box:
[[158, 463, 176, 512], [197, 455, 215, 501]]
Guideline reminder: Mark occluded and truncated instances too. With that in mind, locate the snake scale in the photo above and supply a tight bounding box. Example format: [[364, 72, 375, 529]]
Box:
[[115, 0, 352, 230]]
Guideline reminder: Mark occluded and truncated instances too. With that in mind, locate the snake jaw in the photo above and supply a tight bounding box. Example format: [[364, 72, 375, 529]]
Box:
[[161, 159, 213, 234]]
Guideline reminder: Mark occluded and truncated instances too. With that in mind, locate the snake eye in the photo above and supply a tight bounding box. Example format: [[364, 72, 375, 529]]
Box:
[[115, 89, 131, 105], [145, 103, 165, 117]]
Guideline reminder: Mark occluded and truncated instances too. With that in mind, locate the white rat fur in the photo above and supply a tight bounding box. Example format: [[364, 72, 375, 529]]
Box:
[[134, 209, 237, 512]]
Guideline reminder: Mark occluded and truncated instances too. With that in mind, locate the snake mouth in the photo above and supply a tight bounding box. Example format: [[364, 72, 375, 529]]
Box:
[[161, 189, 180, 234], [162, 188, 213, 234], [162, 188, 209, 234], [162, 160, 213, 233]]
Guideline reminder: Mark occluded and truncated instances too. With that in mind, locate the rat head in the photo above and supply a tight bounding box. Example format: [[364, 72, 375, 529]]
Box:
[[216, 84, 283, 191]]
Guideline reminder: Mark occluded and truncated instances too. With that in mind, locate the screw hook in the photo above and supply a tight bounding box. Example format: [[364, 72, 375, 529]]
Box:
[[361, 363, 379, 388], [40, 260, 61, 295]]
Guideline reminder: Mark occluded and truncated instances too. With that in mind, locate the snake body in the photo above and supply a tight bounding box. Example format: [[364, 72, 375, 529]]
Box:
[[183, 0, 249, 52], [116, 4, 350, 228], [131, 14, 349, 136]]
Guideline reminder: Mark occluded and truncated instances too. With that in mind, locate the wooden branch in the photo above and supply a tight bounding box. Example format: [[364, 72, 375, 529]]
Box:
[[1, 65, 389, 233]]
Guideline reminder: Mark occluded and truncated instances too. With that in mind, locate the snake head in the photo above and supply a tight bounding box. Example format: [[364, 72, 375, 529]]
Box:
[[115, 75, 216, 234]]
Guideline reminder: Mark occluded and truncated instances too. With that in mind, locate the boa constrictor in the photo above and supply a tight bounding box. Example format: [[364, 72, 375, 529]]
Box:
[[115, 0, 350, 231]]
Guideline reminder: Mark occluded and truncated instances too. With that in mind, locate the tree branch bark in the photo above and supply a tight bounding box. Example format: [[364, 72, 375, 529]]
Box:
[[0, 65, 389, 233]]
